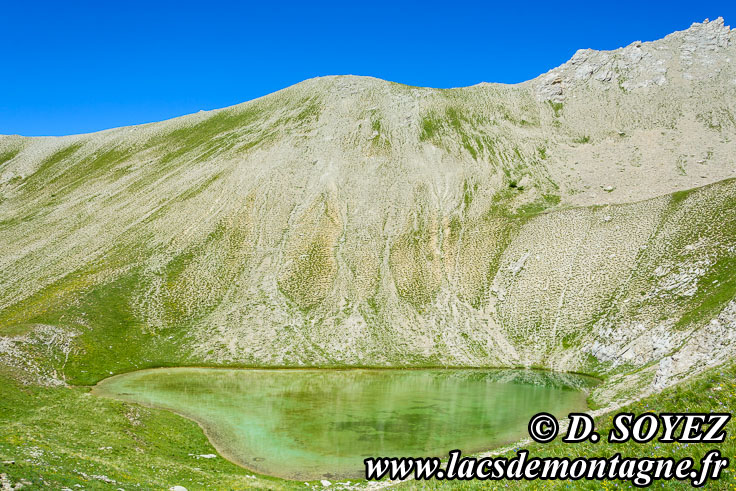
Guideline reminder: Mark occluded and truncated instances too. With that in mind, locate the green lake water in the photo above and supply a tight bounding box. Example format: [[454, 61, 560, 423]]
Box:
[[92, 368, 596, 480]]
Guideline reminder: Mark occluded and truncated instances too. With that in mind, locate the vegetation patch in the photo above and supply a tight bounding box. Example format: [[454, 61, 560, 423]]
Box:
[[0, 148, 20, 166], [547, 101, 563, 117], [0, 370, 276, 489]]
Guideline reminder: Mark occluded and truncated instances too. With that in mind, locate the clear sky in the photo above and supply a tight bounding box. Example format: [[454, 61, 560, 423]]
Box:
[[2, 1, 734, 136]]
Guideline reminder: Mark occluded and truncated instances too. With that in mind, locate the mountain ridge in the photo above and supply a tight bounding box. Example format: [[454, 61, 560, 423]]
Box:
[[0, 18, 735, 413], [2, 18, 731, 140]]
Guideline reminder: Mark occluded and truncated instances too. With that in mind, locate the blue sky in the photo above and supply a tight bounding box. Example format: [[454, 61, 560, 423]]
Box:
[[2, 1, 734, 136]]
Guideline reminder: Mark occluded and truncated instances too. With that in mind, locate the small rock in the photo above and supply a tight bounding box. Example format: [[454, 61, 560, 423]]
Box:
[[508, 252, 530, 275], [603, 185, 615, 192], [188, 453, 217, 459], [321, 480, 332, 487]]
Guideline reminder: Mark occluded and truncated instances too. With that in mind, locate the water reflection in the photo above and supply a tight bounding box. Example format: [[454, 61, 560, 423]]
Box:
[[93, 368, 596, 480]]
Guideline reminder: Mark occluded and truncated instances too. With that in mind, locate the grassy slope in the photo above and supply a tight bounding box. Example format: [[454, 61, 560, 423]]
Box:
[[3, 178, 734, 384], [0, 367, 282, 489]]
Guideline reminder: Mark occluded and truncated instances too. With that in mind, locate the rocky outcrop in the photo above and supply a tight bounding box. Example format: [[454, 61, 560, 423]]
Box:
[[535, 17, 732, 102]]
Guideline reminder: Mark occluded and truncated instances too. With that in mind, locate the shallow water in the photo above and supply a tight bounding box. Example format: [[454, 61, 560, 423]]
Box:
[[92, 368, 596, 480]]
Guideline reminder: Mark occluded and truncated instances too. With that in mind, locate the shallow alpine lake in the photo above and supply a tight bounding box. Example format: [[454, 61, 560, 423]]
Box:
[[92, 368, 597, 480]]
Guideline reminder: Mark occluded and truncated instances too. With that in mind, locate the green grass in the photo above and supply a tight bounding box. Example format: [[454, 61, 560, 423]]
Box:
[[22, 143, 84, 192], [663, 181, 736, 331], [420, 114, 441, 141], [398, 360, 736, 489], [542, 193, 561, 206], [174, 171, 222, 202], [0, 148, 20, 166], [669, 187, 696, 206], [370, 117, 391, 148], [498, 193, 561, 218], [154, 107, 265, 165], [675, 255, 736, 331], [0, 243, 199, 385], [0, 369, 281, 489], [418, 107, 487, 159], [372, 119, 382, 133], [463, 180, 478, 209], [20, 142, 139, 203], [548, 101, 563, 118], [152, 95, 320, 166]]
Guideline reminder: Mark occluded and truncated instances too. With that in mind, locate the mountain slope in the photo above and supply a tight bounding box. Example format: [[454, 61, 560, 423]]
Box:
[[0, 19, 735, 411]]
